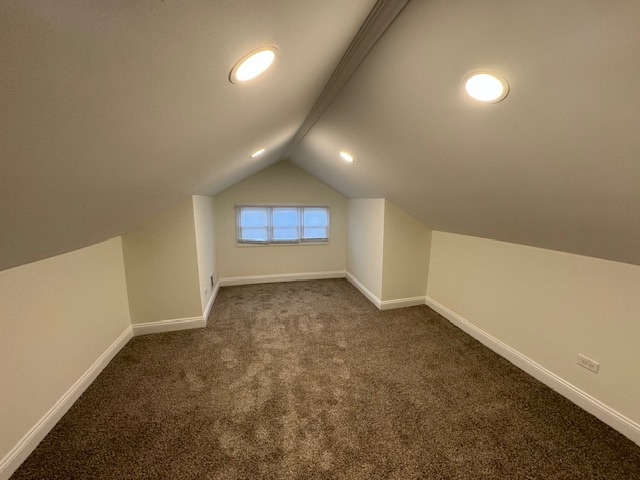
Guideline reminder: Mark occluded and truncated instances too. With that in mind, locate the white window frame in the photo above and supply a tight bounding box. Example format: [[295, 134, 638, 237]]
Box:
[[235, 205, 330, 245]]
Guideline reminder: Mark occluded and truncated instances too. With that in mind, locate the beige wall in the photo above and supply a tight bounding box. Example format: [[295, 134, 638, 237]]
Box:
[[381, 200, 431, 301], [347, 198, 385, 299], [0, 237, 131, 464], [193, 195, 217, 313], [427, 231, 640, 428], [214, 161, 347, 279], [122, 198, 202, 324], [347, 199, 431, 303]]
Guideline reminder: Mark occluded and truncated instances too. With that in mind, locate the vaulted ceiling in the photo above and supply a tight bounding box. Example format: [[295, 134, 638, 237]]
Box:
[[2, 0, 640, 271]]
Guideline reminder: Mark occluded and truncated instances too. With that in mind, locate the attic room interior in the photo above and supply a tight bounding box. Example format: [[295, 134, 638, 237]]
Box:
[[2, 0, 640, 478]]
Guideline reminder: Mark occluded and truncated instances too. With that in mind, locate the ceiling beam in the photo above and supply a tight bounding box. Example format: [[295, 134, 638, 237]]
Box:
[[284, 0, 410, 158]]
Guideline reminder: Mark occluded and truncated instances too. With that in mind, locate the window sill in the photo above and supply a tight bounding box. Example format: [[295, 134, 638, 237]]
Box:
[[236, 241, 330, 247]]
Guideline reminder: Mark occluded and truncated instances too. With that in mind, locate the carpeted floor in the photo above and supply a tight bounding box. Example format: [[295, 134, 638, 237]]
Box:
[[11, 279, 640, 479]]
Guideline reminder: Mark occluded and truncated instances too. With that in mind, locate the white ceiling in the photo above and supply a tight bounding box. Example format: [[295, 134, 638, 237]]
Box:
[[2, 0, 640, 270]]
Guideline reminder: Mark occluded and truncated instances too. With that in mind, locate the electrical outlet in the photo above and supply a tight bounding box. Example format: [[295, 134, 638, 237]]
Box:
[[577, 354, 599, 373]]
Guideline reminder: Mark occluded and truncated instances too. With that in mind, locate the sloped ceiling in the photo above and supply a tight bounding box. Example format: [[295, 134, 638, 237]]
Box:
[[0, 0, 375, 271], [292, 0, 640, 264], [291, 0, 640, 266], [3, 0, 640, 271]]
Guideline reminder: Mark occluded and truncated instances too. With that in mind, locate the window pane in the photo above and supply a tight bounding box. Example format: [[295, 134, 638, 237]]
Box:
[[273, 228, 299, 241], [241, 227, 269, 242], [272, 208, 299, 241], [272, 208, 299, 228], [240, 208, 268, 227], [303, 208, 328, 227], [303, 227, 327, 239], [238, 207, 269, 243], [302, 207, 329, 240]]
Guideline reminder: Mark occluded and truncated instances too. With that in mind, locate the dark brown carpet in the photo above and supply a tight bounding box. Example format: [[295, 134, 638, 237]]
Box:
[[11, 279, 640, 479]]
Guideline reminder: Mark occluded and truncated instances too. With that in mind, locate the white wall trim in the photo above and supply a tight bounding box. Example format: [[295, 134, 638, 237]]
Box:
[[425, 296, 640, 447], [380, 296, 426, 310], [346, 272, 382, 309], [202, 281, 220, 326], [346, 272, 425, 311], [131, 316, 205, 336], [0, 325, 133, 480], [220, 271, 345, 287]]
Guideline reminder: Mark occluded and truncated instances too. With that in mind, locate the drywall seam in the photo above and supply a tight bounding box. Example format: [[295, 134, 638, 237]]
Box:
[[425, 296, 640, 447], [379, 296, 425, 310], [131, 316, 206, 336], [346, 271, 382, 309], [220, 271, 345, 287], [0, 326, 133, 480]]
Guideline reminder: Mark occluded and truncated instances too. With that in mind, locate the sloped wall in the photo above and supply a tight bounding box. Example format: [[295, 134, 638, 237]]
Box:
[[381, 200, 431, 302], [122, 197, 202, 325]]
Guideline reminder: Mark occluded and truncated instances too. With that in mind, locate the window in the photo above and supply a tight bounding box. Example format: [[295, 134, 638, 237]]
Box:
[[236, 206, 330, 244]]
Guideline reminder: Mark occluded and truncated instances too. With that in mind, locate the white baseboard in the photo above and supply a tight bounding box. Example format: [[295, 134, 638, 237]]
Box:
[[346, 272, 382, 308], [203, 281, 220, 326], [131, 316, 206, 336], [425, 296, 640, 447], [345, 272, 425, 311], [0, 326, 133, 480], [219, 271, 345, 287], [380, 296, 426, 310]]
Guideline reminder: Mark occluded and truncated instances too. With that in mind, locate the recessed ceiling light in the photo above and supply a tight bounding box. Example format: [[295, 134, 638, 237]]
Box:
[[464, 71, 509, 103], [229, 46, 278, 84], [339, 151, 354, 163], [250, 148, 266, 158]]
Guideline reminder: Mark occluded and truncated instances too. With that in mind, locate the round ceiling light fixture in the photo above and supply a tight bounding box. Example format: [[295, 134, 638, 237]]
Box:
[[229, 45, 278, 84], [339, 151, 355, 163], [464, 71, 509, 103]]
